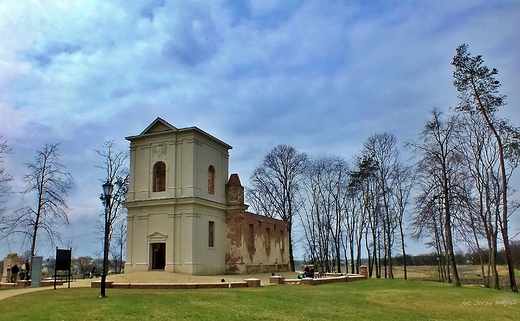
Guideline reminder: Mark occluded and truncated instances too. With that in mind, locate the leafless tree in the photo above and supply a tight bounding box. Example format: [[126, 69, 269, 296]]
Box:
[[0, 137, 13, 227], [392, 162, 415, 280], [3, 143, 73, 264], [411, 179, 450, 282], [300, 156, 349, 273], [408, 109, 462, 286], [110, 218, 126, 274], [452, 44, 519, 292], [300, 157, 330, 272], [348, 155, 378, 276], [343, 180, 361, 274], [362, 132, 401, 278], [247, 144, 308, 271], [95, 141, 129, 266], [457, 114, 503, 288], [75, 255, 94, 274]]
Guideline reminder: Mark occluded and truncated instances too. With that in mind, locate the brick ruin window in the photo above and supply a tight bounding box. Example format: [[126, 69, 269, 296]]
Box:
[[208, 221, 215, 247], [265, 227, 271, 251], [280, 230, 284, 251], [153, 161, 166, 192], [248, 224, 255, 248], [208, 165, 215, 195]]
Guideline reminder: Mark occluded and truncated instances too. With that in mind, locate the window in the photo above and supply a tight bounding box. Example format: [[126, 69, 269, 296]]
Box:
[[208, 165, 215, 195], [153, 161, 166, 192], [265, 228, 271, 251], [208, 221, 215, 247], [280, 230, 284, 251], [248, 224, 255, 248]]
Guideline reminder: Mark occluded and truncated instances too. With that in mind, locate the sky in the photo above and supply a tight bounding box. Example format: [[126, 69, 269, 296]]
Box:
[[1, 0, 520, 261]]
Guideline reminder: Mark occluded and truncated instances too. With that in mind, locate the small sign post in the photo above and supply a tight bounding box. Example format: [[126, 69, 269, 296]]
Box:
[[55, 247, 72, 289]]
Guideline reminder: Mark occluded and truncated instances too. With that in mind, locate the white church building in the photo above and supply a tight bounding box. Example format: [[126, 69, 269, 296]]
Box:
[[123, 118, 290, 275]]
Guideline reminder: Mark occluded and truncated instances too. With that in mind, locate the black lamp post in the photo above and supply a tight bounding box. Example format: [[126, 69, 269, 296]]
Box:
[[100, 181, 113, 298]]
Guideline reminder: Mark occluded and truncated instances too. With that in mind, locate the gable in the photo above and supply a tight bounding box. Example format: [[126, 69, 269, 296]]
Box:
[[140, 117, 177, 136], [147, 230, 168, 242]]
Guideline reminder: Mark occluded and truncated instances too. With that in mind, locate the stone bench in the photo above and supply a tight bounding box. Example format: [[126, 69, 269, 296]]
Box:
[[90, 279, 259, 290], [270, 276, 285, 284], [283, 279, 301, 285], [0, 282, 16, 288]]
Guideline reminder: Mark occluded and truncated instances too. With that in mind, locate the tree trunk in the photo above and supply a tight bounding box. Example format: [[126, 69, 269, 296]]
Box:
[[399, 220, 407, 280], [288, 225, 295, 271], [472, 82, 518, 292]]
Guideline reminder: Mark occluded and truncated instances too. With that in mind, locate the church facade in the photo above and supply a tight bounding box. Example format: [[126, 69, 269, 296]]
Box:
[[124, 118, 290, 275]]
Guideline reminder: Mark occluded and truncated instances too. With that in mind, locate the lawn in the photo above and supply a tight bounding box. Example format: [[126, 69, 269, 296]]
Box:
[[1, 279, 518, 320]]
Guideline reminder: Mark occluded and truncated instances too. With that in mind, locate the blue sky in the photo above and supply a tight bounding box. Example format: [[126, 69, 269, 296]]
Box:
[[1, 0, 519, 260]]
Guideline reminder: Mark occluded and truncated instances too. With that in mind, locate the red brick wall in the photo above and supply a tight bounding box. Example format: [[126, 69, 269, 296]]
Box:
[[224, 174, 290, 274]]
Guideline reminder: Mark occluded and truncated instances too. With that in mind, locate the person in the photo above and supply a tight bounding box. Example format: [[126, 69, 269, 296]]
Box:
[[309, 266, 315, 278], [90, 266, 96, 278], [303, 265, 310, 278], [11, 264, 19, 283], [25, 262, 30, 280]]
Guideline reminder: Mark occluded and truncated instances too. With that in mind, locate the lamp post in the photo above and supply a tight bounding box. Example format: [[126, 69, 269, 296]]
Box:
[[437, 256, 441, 282], [100, 181, 113, 298]]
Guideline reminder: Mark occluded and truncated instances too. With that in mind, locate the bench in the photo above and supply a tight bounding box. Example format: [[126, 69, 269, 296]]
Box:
[[84, 273, 101, 279], [55, 274, 76, 281]]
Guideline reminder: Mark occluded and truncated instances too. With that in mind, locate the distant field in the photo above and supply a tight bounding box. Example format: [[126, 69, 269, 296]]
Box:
[[1, 278, 518, 320], [391, 265, 518, 288]]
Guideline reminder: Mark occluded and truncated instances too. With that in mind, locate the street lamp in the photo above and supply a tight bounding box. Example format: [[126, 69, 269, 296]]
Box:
[[437, 256, 441, 282], [100, 180, 113, 298]]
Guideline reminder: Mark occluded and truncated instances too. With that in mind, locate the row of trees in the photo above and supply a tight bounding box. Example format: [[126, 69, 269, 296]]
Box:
[[0, 139, 129, 273], [247, 44, 519, 292], [389, 241, 520, 267]]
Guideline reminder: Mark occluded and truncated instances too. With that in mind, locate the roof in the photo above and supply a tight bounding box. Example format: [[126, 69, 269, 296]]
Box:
[[125, 117, 232, 149], [244, 211, 289, 228]]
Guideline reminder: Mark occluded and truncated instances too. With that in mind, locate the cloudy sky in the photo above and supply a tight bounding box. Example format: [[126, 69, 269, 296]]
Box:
[[1, 0, 519, 260]]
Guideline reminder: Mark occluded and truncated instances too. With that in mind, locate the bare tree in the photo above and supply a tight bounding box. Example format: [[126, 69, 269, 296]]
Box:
[[3, 143, 73, 263], [363, 132, 401, 279], [457, 113, 503, 288], [247, 144, 308, 271], [95, 141, 129, 267], [300, 156, 349, 273], [0, 137, 13, 225], [408, 109, 462, 286], [300, 157, 331, 272], [348, 155, 378, 276], [392, 162, 415, 280], [452, 44, 519, 292], [110, 218, 126, 274]]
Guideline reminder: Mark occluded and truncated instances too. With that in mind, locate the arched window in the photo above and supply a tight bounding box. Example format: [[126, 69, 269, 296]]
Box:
[[153, 161, 166, 192], [208, 165, 215, 195]]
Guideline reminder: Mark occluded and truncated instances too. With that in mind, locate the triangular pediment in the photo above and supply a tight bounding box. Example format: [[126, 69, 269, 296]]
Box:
[[140, 117, 177, 136], [147, 230, 168, 242]]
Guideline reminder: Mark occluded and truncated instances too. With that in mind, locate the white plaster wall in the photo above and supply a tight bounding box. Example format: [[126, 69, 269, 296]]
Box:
[[125, 120, 234, 275]]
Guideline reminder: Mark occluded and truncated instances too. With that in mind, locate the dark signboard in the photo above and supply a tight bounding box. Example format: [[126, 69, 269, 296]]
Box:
[[56, 248, 71, 271]]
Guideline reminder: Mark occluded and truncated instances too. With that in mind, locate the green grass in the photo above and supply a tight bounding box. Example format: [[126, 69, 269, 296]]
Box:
[[1, 279, 519, 320]]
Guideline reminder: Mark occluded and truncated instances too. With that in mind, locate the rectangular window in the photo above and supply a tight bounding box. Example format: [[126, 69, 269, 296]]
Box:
[[208, 221, 215, 247], [265, 227, 271, 250]]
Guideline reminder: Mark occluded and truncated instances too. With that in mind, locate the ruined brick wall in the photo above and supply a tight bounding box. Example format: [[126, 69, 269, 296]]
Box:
[[224, 174, 290, 274]]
